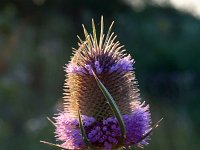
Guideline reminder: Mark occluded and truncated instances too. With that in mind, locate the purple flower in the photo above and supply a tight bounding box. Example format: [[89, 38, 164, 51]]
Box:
[[54, 113, 95, 149], [48, 17, 154, 150], [65, 55, 133, 75], [54, 105, 151, 150], [65, 64, 86, 75]]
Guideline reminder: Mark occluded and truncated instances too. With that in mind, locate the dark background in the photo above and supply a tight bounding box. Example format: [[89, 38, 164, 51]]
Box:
[[0, 0, 200, 150]]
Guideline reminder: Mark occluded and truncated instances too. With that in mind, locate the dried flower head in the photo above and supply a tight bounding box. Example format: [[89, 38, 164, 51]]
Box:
[[43, 17, 155, 150]]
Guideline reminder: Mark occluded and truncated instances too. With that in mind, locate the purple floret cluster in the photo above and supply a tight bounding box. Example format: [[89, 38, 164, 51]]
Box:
[[109, 55, 134, 73], [65, 54, 134, 76], [54, 114, 95, 149], [54, 106, 151, 150], [124, 105, 151, 146], [87, 117, 121, 149]]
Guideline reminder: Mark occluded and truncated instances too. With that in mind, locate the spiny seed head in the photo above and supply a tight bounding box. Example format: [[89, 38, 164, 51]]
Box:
[[64, 17, 141, 120]]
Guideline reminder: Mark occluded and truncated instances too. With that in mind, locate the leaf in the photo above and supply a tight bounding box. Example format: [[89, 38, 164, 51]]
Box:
[[137, 118, 163, 143], [46, 117, 56, 127], [40, 140, 70, 150], [78, 110, 93, 149], [91, 70, 126, 144]]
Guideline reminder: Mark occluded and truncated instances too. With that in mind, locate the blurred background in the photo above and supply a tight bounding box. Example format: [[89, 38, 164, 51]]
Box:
[[0, 0, 200, 149]]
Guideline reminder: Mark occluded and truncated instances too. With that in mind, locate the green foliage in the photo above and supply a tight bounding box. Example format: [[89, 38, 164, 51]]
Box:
[[78, 110, 92, 149]]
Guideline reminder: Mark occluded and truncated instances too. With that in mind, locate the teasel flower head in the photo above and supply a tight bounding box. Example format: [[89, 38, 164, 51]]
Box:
[[41, 17, 160, 150], [64, 18, 139, 119]]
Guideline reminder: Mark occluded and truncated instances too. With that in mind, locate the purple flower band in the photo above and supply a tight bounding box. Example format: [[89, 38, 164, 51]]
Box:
[[54, 106, 151, 150], [65, 55, 134, 76]]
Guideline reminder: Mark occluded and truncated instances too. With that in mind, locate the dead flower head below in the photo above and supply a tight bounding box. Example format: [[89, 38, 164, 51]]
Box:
[[41, 17, 162, 150]]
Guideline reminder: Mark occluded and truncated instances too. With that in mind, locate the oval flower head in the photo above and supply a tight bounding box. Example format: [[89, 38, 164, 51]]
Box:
[[52, 17, 155, 150]]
